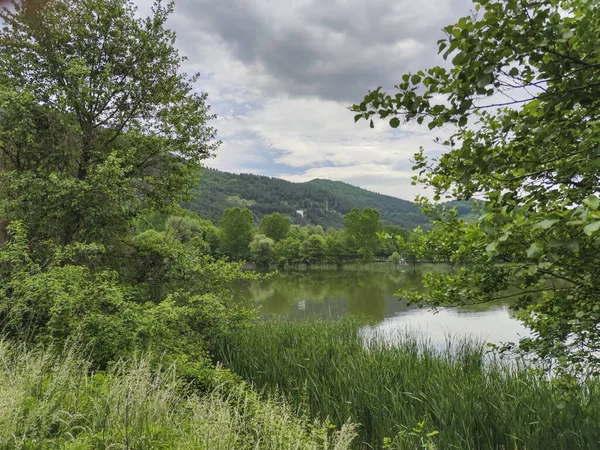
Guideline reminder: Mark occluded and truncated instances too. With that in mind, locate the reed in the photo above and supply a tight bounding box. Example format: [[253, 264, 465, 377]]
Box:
[[217, 318, 600, 449], [0, 340, 356, 449]]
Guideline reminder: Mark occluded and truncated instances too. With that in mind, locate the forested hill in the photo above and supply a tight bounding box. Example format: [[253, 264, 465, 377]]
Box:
[[185, 168, 427, 229]]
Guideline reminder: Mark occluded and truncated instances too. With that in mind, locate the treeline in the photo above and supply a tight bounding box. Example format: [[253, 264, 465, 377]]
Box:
[[166, 206, 423, 267], [185, 168, 428, 229]]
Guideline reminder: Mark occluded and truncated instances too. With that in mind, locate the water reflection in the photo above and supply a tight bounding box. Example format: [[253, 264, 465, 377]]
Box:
[[235, 264, 530, 345], [363, 306, 530, 349]]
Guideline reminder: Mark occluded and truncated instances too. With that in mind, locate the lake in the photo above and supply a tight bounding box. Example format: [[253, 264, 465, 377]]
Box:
[[235, 264, 530, 347]]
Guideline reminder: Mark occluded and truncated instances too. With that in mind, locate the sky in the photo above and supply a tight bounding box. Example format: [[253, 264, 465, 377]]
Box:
[[135, 0, 475, 201]]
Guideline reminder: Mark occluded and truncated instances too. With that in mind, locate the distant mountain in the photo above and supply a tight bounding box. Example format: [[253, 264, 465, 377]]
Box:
[[185, 169, 427, 229], [304, 179, 425, 228]]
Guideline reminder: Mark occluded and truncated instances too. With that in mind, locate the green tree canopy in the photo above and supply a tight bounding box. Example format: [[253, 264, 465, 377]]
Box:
[[260, 212, 291, 242], [0, 0, 253, 374], [274, 236, 302, 267], [0, 0, 217, 251], [353, 0, 600, 375], [344, 208, 382, 261], [300, 234, 326, 264], [218, 207, 254, 260], [249, 234, 275, 267]]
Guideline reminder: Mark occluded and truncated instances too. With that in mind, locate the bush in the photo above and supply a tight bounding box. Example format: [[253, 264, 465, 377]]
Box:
[[0, 221, 253, 379]]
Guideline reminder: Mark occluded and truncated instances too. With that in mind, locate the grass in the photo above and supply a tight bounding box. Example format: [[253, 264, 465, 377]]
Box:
[[217, 318, 600, 450], [0, 340, 356, 449]]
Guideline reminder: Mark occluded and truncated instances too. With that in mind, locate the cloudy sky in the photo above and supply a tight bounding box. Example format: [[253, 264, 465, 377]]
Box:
[[136, 0, 474, 201]]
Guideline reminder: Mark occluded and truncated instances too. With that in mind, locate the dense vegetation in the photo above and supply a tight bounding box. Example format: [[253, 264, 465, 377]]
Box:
[[197, 207, 415, 266], [219, 319, 600, 449], [0, 0, 257, 380], [354, 0, 600, 376], [1, 0, 599, 448], [186, 168, 428, 229], [0, 1, 356, 447], [0, 340, 356, 449]]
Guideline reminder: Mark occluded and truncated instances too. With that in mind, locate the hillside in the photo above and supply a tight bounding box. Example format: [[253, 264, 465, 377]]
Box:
[[185, 169, 427, 229], [305, 178, 425, 228]]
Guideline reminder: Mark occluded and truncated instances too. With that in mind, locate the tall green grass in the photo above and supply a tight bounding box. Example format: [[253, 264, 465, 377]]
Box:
[[217, 319, 600, 449], [0, 340, 356, 449]]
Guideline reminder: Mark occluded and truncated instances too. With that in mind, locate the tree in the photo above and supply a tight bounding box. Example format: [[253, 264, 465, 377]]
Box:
[[325, 233, 353, 267], [344, 208, 382, 261], [273, 236, 302, 267], [219, 207, 254, 260], [383, 225, 412, 243], [0, 0, 218, 252], [353, 0, 600, 375], [387, 251, 402, 263], [249, 234, 275, 267], [300, 234, 326, 264], [0, 0, 254, 373], [260, 212, 290, 242]]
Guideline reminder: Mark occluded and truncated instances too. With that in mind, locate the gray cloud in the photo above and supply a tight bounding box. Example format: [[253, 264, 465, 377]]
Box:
[[128, 0, 475, 200], [169, 0, 474, 102]]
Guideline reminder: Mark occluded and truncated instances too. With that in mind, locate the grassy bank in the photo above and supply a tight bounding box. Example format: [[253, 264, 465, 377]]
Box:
[[217, 319, 600, 449], [0, 340, 356, 449]]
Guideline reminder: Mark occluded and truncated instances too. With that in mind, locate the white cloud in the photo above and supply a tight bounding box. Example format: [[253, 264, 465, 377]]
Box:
[[131, 0, 474, 201], [206, 96, 450, 200]]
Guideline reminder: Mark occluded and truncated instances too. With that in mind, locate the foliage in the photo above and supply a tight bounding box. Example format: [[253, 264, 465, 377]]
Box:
[[383, 225, 412, 242], [344, 208, 382, 260], [165, 213, 219, 252], [261, 212, 291, 242], [387, 251, 402, 263], [353, 0, 600, 375], [325, 233, 358, 266], [274, 236, 303, 266], [218, 207, 255, 260], [300, 234, 327, 264], [0, 340, 357, 449], [218, 319, 600, 450], [0, 0, 217, 252], [0, 0, 252, 382], [212, 208, 414, 267], [249, 234, 275, 267], [306, 178, 427, 229], [0, 220, 252, 377]]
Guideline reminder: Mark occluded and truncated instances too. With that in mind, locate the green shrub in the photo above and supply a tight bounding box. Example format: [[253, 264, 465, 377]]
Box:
[[0, 221, 253, 379]]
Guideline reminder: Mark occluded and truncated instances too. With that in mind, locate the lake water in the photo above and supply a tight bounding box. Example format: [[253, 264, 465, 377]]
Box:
[[235, 264, 530, 347]]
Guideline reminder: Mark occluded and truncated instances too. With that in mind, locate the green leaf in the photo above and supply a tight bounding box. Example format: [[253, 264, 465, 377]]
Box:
[[565, 240, 580, 253], [583, 195, 600, 210], [485, 241, 498, 255], [526, 242, 543, 258], [535, 219, 559, 230], [583, 221, 600, 236]]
